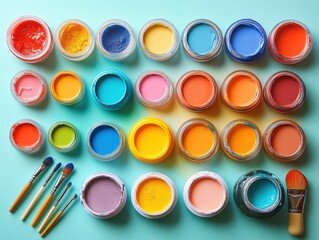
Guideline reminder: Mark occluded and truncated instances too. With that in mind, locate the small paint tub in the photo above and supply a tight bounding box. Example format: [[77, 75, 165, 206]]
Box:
[[176, 119, 219, 162], [264, 71, 306, 113], [263, 120, 306, 162], [7, 16, 53, 63], [80, 172, 127, 219], [139, 19, 179, 61], [56, 19, 95, 61], [10, 119, 44, 153], [268, 20, 312, 64], [48, 121, 79, 153], [11, 70, 47, 106], [234, 170, 285, 218], [224, 19, 267, 63], [135, 71, 173, 108], [92, 70, 132, 110], [87, 122, 125, 161], [221, 70, 262, 112], [221, 119, 262, 161], [50, 71, 85, 105], [182, 19, 223, 62], [176, 70, 218, 112], [131, 172, 177, 219], [128, 118, 174, 163], [96, 19, 136, 61], [183, 171, 229, 217]]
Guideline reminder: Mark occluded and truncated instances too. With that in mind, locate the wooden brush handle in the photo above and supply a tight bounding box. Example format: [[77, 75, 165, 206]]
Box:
[[9, 182, 32, 213], [41, 211, 62, 238], [32, 194, 53, 227], [38, 206, 56, 233], [21, 186, 44, 221], [289, 213, 304, 236]]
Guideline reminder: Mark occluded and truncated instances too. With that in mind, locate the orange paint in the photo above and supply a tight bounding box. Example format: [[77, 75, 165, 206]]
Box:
[[227, 124, 257, 155], [12, 123, 40, 147], [271, 125, 301, 155]]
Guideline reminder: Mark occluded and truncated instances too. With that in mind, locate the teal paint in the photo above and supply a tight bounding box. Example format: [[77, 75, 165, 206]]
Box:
[[248, 179, 278, 209]]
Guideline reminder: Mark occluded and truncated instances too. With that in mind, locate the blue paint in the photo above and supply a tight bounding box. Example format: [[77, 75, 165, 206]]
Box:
[[248, 179, 278, 209], [90, 125, 120, 155], [101, 25, 130, 53]]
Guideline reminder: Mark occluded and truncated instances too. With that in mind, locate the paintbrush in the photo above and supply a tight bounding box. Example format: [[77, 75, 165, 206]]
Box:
[[286, 170, 308, 237], [31, 163, 74, 227], [41, 194, 77, 238], [38, 182, 72, 233], [9, 157, 53, 213], [21, 162, 62, 221]]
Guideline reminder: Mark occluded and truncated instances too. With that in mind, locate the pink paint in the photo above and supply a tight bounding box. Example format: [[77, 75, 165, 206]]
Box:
[[139, 74, 167, 101]]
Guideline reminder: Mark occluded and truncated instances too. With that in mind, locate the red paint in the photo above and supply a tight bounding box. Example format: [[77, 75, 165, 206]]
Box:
[[271, 76, 301, 105], [11, 122, 41, 148]]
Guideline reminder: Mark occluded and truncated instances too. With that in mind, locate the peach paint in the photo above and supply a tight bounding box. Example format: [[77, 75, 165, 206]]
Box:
[[271, 125, 301, 155]]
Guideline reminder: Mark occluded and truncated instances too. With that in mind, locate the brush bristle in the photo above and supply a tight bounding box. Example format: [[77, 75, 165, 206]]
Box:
[[63, 163, 74, 175], [43, 157, 53, 166], [73, 194, 77, 200], [53, 163, 62, 172], [286, 170, 308, 190], [67, 182, 72, 188]]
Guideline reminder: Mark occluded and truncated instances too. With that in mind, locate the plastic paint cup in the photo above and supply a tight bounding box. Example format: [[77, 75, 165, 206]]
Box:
[[135, 71, 173, 108], [234, 170, 285, 218], [96, 19, 136, 61], [225, 19, 267, 63], [221, 119, 262, 161], [48, 121, 79, 153], [264, 71, 306, 113], [10, 119, 44, 153], [7, 16, 53, 63], [221, 70, 262, 112], [92, 70, 132, 110], [263, 120, 306, 162], [131, 172, 177, 219], [176, 70, 218, 112], [128, 118, 174, 163], [268, 20, 312, 64], [183, 171, 229, 217], [56, 19, 95, 61], [50, 71, 85, 105], [87, 122, 125, 161], [176, 119, 219, 162], [139, 19, 179, 61], [80, 172, 127, 219], [182, 19, 223, 62], [11, 70, 47, 106]]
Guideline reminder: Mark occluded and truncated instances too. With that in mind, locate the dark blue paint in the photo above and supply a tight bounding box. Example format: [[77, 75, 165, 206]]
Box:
[[101, 25, 130, 53]]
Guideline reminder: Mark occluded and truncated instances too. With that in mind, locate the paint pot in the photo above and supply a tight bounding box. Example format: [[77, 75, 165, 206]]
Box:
[[7, 16, 53, 63], [48, 121, 79, 153], [96, 19, 136, 61], [128, 118, 174, 163], [264, 71, 306, 113], [135, 71, 173, 108], [268, 20, 312, 64], [182, 19, 223, 62], [131, 172, 177, 219], [221, 119, 261, 161], [225, 19, 267, 63], [92, 70, 132, 110], [87, 122, 125, 161], [184, 171, 229, 217], [50, 71, 85, 105], [80, 172, 127, 219], [11, 70, 47, 106], [10, 119, 44, 153], [139, 19, 179, 61], [234, 170, 285, 218], [56, 19, 94, 61], [176, 119, 219, 162], [263, 120, 306, 162], [221, 70, 262, 112], [176, 70, 218, 111]]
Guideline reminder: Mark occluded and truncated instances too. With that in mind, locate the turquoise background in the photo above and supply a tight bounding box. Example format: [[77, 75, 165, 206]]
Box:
[[1, 0, 318, 239]]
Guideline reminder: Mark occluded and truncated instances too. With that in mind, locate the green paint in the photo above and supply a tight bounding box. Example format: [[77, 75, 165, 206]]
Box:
[[51, 124, 76, 148]]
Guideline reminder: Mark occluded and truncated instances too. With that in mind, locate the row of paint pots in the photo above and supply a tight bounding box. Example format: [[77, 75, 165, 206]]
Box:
[[10, 118, 306, 163], [11, 69, 306, 114], [7, 16, 312, 64]]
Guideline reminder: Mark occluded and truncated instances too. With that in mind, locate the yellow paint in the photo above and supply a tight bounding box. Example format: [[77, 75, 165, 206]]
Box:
[[136, 178, 172, 214], [227, 124, 257, 155], [143, 24, 175, 54]]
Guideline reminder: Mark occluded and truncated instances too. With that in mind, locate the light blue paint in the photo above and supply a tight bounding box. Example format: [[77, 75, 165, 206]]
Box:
[[90, 125, 120, 155], [248, 179, 278, 209]]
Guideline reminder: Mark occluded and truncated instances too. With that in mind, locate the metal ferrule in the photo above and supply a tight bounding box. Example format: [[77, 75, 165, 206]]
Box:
[[29, 163, 47, 183], [50, 173, 68, 195], [288, 189, 307, 214], [42, 170, 55, 187]]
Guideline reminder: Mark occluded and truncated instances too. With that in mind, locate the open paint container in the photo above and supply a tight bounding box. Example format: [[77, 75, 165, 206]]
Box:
[[7, 16, 54, 63], [87, 122, 125, 161], [10, 119, 44, 153], [80, 172, 127, 219], [264, 71, 306, 113], [176, 118, 219, 162], [184, 171, 229, 217], [263, 120, 306, 162], [221, 119, 262, 161], [131, 172, 177, 219], [268, 20, 312, 64], [234, 170, 285, 218]]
